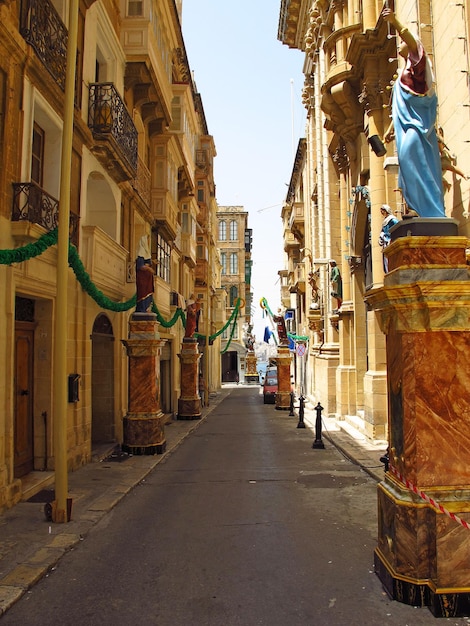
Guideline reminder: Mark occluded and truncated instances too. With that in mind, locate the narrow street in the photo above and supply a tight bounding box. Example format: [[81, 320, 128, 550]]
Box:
[[1, 387, 466, 625]]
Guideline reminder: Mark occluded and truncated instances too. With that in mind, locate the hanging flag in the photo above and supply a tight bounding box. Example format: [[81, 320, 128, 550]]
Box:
[[263, 326, 272, 343]]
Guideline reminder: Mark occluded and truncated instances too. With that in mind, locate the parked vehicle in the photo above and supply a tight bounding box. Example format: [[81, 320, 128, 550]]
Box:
[[262, 368, 278, 404]]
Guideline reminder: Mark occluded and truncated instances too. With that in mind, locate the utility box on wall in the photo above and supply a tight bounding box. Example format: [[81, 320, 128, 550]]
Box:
[[68, 374, 80, 403]]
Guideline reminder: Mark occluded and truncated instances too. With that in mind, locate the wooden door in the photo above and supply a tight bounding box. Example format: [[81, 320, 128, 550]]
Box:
[[14, 323, 35, 478]]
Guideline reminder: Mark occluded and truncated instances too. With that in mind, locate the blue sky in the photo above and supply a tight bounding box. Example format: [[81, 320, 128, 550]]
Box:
[[181, 0, 306, 340]]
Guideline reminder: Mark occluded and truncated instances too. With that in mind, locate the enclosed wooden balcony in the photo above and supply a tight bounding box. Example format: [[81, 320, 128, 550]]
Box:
[[288, 202, 305, 240], [181, 233, 196, 268], [291, 261, 306, 294], [131, 156, 151, 208]]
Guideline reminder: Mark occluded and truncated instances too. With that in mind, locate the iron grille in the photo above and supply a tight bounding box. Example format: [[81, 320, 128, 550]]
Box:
[[88, 82, 138, 172]]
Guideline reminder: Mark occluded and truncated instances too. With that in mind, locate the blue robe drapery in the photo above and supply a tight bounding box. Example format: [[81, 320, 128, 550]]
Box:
[[392, 64, 445, 218]]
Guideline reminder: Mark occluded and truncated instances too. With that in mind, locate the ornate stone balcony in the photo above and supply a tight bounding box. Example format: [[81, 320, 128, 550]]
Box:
[[81, 225, 128, 299], [11, 181, 79, 246], [283, 229, 299, 252], [88, 82, 138, 181]]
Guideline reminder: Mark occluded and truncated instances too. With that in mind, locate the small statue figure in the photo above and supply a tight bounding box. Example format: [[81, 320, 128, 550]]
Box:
[[378, 205, 399, 272], [329, 260, 342, 311], [135, 235, 154, 313], [243, 323, 255, 351], [308, 270, 320, 309], [437, 126, 468, 192], [273, 308, 289, 346], [184, 295, 201, 338]]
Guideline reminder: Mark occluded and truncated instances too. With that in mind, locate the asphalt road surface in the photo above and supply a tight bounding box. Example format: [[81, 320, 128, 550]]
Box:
[[2, 387, 468, 625]]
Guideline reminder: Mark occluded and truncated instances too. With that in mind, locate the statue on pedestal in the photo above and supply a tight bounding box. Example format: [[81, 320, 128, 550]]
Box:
[[184, 295, 201, 338], [329, 260, 342, 311], [135, 235, 154, 313]]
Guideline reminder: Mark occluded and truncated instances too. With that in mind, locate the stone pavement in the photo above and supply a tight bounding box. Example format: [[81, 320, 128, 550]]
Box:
[[0, 386, 387, 617]]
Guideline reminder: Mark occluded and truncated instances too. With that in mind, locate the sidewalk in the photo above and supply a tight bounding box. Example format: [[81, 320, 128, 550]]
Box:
[[301, 399, 387, 483], [0, 387, 386, 617]]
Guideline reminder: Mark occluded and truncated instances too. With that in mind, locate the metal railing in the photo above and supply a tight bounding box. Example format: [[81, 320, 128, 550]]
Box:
[[88, 82, 138, 172], [20, 0, 68, 90], [12, 181, 79, 246]]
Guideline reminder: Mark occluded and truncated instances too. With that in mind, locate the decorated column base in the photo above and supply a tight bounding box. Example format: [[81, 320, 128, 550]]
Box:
[[275, 346, 292, 410], [177, 338, 201, 420], [245, 351, 259, 384], [123, 412, 166, 455], [366, 220, 470, 618], [122, 313, 166, 455], [375, 478, 470, 618]]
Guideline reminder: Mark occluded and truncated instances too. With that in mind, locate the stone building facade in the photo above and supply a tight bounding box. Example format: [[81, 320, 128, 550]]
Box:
[[216, 206, 253, 383], [278, 0, 470, 440], [0, 0, 223, 510]]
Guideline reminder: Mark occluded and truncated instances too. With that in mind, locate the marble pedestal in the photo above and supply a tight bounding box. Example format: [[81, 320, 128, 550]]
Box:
[[177, 338, 201, 420], [122, 314, 166, 455], [245, 351, 259, 384], [275, 346, 292, 410], [366, 226, 470, 617]]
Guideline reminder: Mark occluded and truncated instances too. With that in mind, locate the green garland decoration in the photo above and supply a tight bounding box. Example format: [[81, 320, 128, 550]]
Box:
[[196, 298, 241, 343], [219, 298, 240, 353], [0, 228, 59, 265], [68, 243, 136, 312], [152, 301, 185, 328], [0, 227, 240, 348]]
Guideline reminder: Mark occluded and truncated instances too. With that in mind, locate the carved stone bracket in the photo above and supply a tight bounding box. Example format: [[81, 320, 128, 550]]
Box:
[[173, 47, 191, 83], [321, 80, 362, 144], [348, 255, 363, 273]]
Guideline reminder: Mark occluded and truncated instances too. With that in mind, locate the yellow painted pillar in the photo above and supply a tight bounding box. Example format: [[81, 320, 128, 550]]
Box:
[[52, 0, 79, 523]]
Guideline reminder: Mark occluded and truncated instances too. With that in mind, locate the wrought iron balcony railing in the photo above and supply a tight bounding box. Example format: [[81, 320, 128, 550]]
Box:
[[12, 181, 79, 246], [20, 0, 68, 90], [88, 83, 138, 172]]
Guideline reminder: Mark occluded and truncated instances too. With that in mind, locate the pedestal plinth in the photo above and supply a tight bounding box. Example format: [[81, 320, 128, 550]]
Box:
[[122, 313, 166, 455], [177, 338, 201, 420], [366, 226, 470, 617], [245, 351, 258, 384], [275, 346, 292, 410]]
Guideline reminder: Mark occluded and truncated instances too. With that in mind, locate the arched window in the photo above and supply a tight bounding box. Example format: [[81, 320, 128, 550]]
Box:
[[219, 220, 226, 241], [229, 219, 238, 241], [229, 285, 238, 307], [221, 252, 227, 275], [229, 252, 238, 274]]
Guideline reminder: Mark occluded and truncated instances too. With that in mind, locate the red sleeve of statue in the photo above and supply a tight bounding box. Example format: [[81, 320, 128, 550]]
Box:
[[136, 265, 154, 303]]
